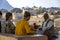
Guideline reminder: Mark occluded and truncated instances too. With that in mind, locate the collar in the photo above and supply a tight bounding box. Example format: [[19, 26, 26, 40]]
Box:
[[44, 19, 50, 22]]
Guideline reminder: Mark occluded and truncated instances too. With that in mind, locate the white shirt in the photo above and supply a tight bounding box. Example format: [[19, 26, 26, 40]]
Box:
[[42, 19, 54, 32]]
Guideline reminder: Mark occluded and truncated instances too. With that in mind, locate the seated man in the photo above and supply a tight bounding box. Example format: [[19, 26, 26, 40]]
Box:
[[40, 13, 57, 40], [15, 11, 35, 35]]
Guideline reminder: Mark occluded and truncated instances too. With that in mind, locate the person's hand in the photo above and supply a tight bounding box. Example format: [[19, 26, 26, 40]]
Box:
[[39, 28, 42, 31], [29, 25, 35, 30]]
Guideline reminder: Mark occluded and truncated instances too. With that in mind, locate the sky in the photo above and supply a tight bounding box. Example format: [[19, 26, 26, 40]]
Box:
[[0, 0, 13, 11], [6, 0, 60, 8]]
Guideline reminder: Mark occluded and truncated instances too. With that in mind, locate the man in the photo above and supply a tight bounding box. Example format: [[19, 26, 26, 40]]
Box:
[[0, 11, 6, 33], [41, 13, 54, 40], [0, 11, 2, 32], [15, 11, 35, 35]]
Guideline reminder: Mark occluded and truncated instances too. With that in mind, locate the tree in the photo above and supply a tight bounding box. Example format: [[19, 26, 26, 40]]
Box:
[[11, 8, 22, 13], [37, 9, 45, 14], [0, 9, 8, 13], [37, 6, 46, 14], [57, 11, 60, 15]]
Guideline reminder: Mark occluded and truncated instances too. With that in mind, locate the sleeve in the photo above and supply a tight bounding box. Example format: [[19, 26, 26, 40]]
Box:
[[6, 22, 10, 33], [46, 21, 54, 29], [1, 20, 6, 33], [24, 22, 35, 34], [10, 22, 15, 34], [11, 22, 15, 30]]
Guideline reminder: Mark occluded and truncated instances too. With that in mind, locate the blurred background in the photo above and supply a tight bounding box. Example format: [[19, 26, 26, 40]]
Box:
[[0, 0, 60, 30]]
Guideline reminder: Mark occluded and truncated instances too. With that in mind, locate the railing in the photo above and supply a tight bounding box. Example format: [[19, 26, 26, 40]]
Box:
[[0, 33, 48, 40]]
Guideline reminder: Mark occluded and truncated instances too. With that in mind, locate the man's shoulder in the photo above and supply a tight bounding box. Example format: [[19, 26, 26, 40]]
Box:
[[48, 19, 54, 22], [47, 19, 54, 26], [46, 19, 54, 26], [16, 19, 26, 24], [18, 19, 26, 22]]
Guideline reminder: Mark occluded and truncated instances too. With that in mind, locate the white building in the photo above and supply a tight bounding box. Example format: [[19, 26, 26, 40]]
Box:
[[22, 6, 39, 16]]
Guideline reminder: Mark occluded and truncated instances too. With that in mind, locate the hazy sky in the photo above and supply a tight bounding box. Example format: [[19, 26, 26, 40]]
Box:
[[7, 0, 60, 8]]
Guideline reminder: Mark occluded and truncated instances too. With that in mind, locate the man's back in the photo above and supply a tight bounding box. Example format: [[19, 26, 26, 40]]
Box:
[[15, 19, 34, 35]]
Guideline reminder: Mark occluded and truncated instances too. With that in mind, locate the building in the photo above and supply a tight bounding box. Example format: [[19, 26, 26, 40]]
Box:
[[22, 6, 39, 16]]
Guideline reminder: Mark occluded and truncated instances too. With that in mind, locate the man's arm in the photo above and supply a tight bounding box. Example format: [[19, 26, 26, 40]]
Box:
[[46, 21, 54, 29], [25, 22, 35, 35]]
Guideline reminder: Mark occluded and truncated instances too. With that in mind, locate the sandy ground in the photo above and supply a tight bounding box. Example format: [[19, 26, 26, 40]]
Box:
[[54, 18, 60, 27]]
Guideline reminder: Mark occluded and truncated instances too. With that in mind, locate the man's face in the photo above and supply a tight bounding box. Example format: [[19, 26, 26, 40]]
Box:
[[9, 15, 13, 20], [44, 15, 48, 20], [27, 16, 30, 21]]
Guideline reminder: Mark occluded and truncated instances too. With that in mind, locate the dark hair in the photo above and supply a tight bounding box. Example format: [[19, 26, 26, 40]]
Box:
[[44, 13, 49, 17], [33, 23, 36, 25], [0, 11, 2, 15], [6, 12, 12, 21], [44, 13, 48, 16], [24, 11, 31, 18]]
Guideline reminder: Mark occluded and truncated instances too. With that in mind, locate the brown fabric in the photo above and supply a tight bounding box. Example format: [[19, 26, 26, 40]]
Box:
[[5, 20, 15, 34], [18, 36, 48, 40], [43, 26, 54, 40]]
